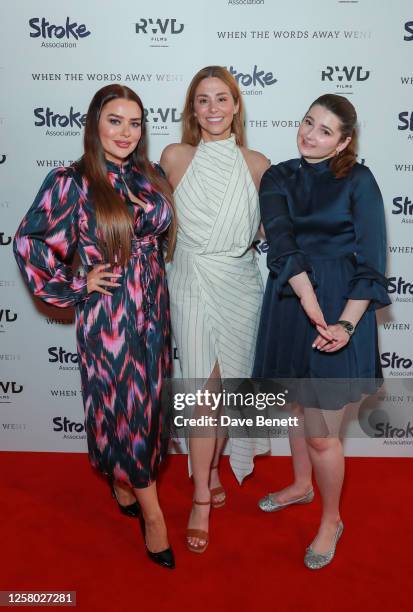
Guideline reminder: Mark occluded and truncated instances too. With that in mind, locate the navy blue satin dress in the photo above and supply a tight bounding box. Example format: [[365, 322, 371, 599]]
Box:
[[253, 158, 390, 407]]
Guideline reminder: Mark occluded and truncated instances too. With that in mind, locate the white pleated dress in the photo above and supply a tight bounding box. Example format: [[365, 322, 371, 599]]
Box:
[[167, 135, 270, 482]]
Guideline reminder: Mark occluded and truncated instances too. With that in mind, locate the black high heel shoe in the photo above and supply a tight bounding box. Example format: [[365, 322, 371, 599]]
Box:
[[139, 515, 175, 570], [110, 480, 140, 518]]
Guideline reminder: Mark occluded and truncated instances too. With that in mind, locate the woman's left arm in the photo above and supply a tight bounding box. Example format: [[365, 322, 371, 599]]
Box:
[[313, 165, 391, 352]]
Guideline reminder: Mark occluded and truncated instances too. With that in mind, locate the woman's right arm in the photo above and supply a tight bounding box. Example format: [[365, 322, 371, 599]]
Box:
[[13, 168, 89, 308], [259, 167, 332, 338]]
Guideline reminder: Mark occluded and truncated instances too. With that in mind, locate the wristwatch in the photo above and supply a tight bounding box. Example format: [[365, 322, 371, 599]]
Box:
[[337, 320, 355, 336]]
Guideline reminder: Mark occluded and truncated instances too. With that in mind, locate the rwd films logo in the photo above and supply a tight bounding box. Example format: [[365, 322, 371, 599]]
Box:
[[322, 66, 370, 92], [135, 18, 184, 47], [144, 107, 182, 135], [0, 309, 18, 333], [0, 381, 23, 404]]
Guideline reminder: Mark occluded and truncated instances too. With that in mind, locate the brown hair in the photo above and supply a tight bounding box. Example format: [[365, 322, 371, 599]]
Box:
[[77, 84, 176, 264], [181, 66, 245, 146], [307, 94, 358, 178]]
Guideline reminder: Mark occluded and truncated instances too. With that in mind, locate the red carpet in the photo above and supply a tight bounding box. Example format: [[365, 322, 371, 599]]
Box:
[[0, 453, 411, 612]]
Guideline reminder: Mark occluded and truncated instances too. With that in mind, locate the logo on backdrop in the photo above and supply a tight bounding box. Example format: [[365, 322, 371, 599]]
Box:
[[381, 352, 413, 376], [248, 118, 300, 130], [321, 66, 370, 93], [387, 277, 413, 302], [0, 155, 6, 165], [48, 346, 79, 371], [0, 232, 12, 246], [404, 21, 413, 41], [0, 381, 24, 404], [50, 389, 80, 398], [29, 17, 91, 47], [388, 245, 413, 255], [359, 406, 413, 445], [394, 162, 413, 172], [228, 0, 265, 5], [2, 423, 27, 432], [143, 107, 182, 136], [34, 107, 86, 137], [134, 18, 185, 47], [392, 196, 413, 223], [382, 322, 411, 332], [226, 65, 277, 95], [252, 239, 269, 256], [0, 309, 18, 333], [44, 315, 75, 325], [398, 112, 413, 140], [52, 416, 86, 440], [217, 29, 370, 41]]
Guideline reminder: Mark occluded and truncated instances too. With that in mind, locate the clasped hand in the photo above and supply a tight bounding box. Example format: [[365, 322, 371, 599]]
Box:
[[299, 292, 350, 353], [312, 324, 350, 353], [87, 264, 121, 296]]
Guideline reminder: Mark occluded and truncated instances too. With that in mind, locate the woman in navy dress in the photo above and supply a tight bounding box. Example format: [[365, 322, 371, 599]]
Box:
[[254, 94, 390, 569], [14, 85, 176, 569]]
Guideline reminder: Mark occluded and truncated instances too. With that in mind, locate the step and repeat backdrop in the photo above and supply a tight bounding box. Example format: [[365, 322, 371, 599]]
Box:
[[1, 0, 412, 457]]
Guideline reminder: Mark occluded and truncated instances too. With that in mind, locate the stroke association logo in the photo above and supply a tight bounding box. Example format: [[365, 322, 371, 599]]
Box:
[[48, 346, 79, 371], [34, 106, 86, 137], [0, 381, 23, 404], [404, 21, 413, 41], [381, 351, 413, 376], [0, 308, 18, 333], [398, 112, 413, 140], [29, 17, 91, 47], [226, 65, 277, 96], [321, 66, 370, 93], [228, 0, 265, 4], [359, 407, 413, 443], [144, 106, 182, 136], [52, 416, 86, 440], [134, 18, 185, 47], [387, 276, 413, 303], [392, 196, 413, 223]]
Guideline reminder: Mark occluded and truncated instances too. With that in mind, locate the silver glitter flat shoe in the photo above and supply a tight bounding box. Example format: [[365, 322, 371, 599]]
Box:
[[304, 522, 344, 570], [258, 488, 314, 512]]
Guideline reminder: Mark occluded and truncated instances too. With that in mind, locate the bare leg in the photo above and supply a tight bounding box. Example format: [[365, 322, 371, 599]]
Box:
[[305, 408, 345, 553], [209, 435, 227, 503], [113, 480, 137, 506], [187, 361, 221, 550], [268, 403, 313, 503], [133, 482, 169, 554], [306, 437, 344, 552]]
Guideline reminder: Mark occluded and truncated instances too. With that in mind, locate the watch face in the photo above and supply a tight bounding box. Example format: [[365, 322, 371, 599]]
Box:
[[338, 320, 354, 335]]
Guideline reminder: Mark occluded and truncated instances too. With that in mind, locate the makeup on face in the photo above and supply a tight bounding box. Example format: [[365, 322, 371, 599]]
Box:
[[193, 77, 239, 142], [98, 98, 142, 164], [297, 104, 350, 163]]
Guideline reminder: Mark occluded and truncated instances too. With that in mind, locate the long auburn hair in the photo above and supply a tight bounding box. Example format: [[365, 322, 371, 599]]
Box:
[[77, 84, 176, 264], [182, 66, 245, 146], [306, 94, 358, 179]]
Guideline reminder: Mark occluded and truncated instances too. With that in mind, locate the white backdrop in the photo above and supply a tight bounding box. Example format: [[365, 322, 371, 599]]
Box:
[[1, 0, 412, 457]]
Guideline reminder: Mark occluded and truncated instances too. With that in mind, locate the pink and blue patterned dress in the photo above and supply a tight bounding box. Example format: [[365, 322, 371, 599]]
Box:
[[14, 159, 172, 488]]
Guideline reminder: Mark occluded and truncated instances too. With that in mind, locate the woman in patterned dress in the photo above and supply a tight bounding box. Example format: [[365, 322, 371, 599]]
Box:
[[14, 85, 177, 569], [161, 66, 270, 553]]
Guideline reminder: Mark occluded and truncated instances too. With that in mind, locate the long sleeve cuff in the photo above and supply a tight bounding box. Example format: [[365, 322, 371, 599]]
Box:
[[345, 260, 390, 311], [270, 251, 317, 296]]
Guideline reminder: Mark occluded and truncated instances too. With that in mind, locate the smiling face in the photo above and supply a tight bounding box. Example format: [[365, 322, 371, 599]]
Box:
[[297, 104, 351, 163], [193, 77, 239, 142], [98, 98, 142, 164]]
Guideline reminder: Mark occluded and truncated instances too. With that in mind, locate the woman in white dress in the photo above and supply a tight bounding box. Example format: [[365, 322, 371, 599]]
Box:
[[161, 66, 269, 553]]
